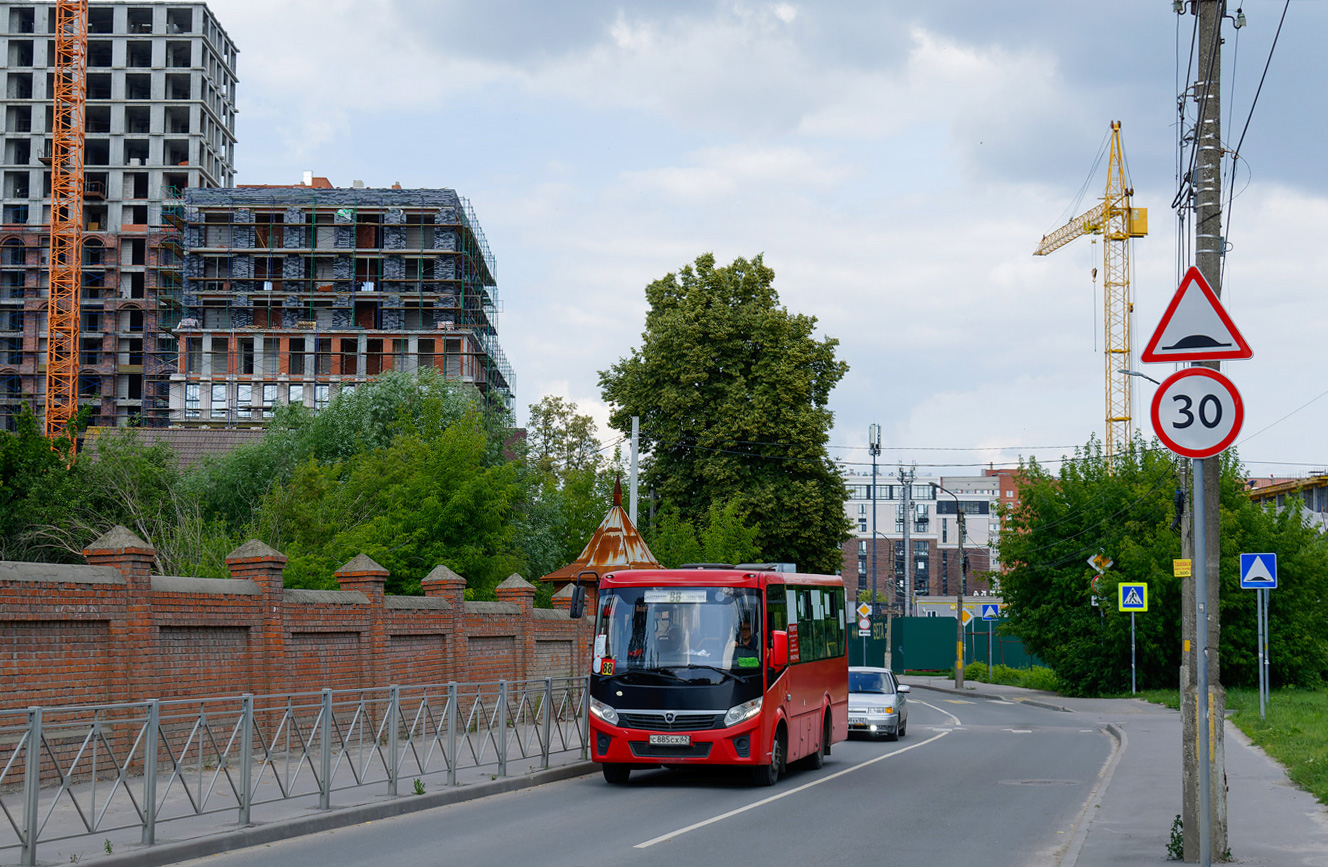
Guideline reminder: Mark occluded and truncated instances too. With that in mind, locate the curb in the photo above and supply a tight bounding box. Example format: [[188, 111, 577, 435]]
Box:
[[92, 762, 598, 867], [904, 681, 1074, 713], [1060, 723, 1126, 867]]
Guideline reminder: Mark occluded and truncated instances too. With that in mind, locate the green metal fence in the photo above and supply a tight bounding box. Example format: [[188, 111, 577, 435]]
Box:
[[888, 616, 1043, 673]]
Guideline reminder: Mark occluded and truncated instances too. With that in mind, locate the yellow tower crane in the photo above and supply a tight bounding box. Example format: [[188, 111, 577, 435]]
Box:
[[1034, 121, 1148, 459]]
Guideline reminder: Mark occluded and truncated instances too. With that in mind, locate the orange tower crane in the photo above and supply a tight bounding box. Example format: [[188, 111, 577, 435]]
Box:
[[44, 0, 88, 443], [1034, 121, 1148, 459]]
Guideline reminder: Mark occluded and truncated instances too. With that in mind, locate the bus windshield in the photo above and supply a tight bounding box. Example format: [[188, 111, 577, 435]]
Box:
[[594, 587, 763, 674]]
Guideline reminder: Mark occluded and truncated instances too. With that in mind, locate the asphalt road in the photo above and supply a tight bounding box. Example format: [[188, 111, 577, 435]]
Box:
[[175, 696, 1113, 867]]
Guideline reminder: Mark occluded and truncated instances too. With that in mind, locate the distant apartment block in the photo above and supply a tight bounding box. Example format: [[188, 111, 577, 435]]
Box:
[[841, 469, 1003, 612], [171, 180, 512, 423], [0, 1, 238, 429]]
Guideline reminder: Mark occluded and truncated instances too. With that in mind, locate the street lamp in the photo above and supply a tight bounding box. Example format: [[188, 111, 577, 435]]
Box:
[[1117, 367, 1162, 385], [932, 482, 967, 689]]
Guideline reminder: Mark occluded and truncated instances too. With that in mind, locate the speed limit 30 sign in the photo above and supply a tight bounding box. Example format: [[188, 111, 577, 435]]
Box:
[[1150, 368, 1244, 458]]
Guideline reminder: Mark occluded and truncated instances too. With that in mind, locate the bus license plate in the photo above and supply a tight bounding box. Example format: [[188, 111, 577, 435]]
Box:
[[649, 734, 691, 747]]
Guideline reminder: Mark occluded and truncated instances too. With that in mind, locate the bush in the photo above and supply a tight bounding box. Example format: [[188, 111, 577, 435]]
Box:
[[964, 662, 1060, 692]]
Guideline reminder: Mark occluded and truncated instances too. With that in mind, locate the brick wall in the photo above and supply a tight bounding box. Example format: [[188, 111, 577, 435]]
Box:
[[0, 526, 593, 712]]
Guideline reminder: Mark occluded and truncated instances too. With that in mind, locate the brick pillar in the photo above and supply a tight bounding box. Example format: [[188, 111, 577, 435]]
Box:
[[225, 539, 288, 696], [495, 574, 536, 680], [422, 564, 466, 682], [335, 554, 389, 688], [83, 525, 156, 703]]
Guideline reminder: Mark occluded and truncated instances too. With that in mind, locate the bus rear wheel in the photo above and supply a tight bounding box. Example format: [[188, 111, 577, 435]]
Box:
[[602, 763, 631, 785], [752, 727, 785, 787]]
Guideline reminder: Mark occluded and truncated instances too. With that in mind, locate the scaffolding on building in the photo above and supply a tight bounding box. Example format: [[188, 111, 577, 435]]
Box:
[[162, 185, 512, 426], [143, 185, 185, 427]]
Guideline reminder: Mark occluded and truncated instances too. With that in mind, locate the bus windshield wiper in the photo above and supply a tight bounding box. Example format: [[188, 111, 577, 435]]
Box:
[[681, 664, 738, 682]]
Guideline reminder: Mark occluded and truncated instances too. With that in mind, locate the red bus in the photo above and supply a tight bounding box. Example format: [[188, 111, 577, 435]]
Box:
[[586, 567, 848, 785]]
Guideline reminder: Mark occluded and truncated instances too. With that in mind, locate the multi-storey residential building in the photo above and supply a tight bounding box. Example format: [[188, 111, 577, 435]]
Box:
[[1, 1, 237, 429], [841, 468, 1002, 615], [171, 180, 512, 422]]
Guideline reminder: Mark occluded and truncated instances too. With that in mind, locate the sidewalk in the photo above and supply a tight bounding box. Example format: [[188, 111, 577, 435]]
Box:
[[1, 748, 596, 867], [903, 676, 1328, 865]]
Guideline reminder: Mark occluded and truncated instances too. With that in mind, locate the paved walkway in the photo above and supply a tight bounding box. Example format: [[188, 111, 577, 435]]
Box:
[[903, 676, 1328, 865], [1, 748, 595, 867]]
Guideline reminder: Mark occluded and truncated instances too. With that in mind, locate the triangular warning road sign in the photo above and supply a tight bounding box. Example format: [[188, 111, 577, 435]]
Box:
[[1142, 266, 1252, 363]]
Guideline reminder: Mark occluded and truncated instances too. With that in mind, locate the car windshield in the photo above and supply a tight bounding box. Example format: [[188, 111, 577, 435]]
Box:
[[594, 587, 762, 673], [849, 671, 891, 694]]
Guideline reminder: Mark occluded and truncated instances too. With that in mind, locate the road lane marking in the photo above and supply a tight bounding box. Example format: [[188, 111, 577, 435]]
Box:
[[942, 699, 974, 705], [914, 700, 962, 727], [634, 730, 950, 849]]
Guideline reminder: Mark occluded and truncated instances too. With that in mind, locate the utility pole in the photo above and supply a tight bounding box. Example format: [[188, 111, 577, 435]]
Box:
[[1181, 1, 1229, 861], [956, 506, 966, 688], [869, 424, 881, 616], [899, 467, 914, 616]]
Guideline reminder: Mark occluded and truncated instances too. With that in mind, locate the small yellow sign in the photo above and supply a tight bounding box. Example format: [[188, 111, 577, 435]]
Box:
[[961, 609, 974, 625], [1173, 559, 1192, 578]]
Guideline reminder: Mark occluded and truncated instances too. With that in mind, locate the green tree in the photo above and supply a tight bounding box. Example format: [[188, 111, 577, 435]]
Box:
[[0, 408, 85, 561], [256, 413, 523, 597], [599, 253, 851, 573], [999, 438, 1328, 696], [182, 369, 488, 531], [646, 498, 762, 568]]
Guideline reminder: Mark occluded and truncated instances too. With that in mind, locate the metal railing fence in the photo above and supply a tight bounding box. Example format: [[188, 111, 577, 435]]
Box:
[[0, 676, 589, 866]]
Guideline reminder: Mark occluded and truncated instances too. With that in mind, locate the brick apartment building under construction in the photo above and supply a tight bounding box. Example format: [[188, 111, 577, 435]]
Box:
[[172, 179, 512, 423], [1, 2, 512, 430], [1, 0, 237, 430]]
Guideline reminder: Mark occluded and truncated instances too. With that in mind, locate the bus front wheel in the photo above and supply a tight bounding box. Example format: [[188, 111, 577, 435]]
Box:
[[752, 726, 785, 787], [602, 763, 631, 785]]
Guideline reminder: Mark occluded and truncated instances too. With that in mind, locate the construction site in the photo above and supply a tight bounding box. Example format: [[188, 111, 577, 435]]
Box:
[[0, 1, 512, 437]]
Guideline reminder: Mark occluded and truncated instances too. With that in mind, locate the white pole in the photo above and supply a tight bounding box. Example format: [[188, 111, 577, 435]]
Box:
[[1257, 587, 1265, 720], [629, 416, 639, 525]]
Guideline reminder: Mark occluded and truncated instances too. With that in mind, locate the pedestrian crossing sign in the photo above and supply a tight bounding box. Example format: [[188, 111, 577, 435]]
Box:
[[1118, 582, 1148, 612]]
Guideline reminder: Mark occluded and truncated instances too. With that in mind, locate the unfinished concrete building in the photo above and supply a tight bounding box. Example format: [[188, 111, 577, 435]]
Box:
[[0, 1, 238, 429], [171, 180, 512, 423]]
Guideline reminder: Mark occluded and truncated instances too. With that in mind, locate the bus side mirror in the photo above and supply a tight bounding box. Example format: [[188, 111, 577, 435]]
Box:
[[771, 630, 789, 668], [569, 585, 585, 619]]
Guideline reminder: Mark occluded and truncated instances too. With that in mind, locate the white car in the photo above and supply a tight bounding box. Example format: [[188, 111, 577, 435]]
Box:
[[847, 666, 909, 741]]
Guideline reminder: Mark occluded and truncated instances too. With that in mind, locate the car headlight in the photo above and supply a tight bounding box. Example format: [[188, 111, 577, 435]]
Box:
[[869, 706, 891, 714], [724, 697, 762, 727], [590, 697, 618, 726]]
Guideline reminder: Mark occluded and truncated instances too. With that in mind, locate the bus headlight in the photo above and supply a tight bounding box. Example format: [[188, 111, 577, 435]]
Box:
[[724, 697, 762, 727], [589, 697, 618, 726]]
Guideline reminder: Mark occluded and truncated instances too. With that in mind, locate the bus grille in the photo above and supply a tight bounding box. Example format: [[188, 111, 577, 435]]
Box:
[[618, 712, 723, 732], [629, 741, 714, 759]]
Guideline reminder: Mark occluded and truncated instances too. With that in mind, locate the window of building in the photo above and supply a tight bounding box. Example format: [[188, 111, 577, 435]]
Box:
[[236, 383, 251, 418], [262, 383, 276, 417], [315, 384, 330, 410], [185, 383, 200, 418], [210, 383, 226, 419], [288, 384, 303, 406]]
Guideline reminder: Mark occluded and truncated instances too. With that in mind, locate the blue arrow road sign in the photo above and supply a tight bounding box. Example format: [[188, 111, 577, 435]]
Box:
[[981, 603, 1000, 620], [1240, 553, 1277, 589]]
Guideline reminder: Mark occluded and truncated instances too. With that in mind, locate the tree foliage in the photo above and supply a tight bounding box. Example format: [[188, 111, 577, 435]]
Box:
[[515, 396, 622, 598], [998, 437, 1328, 696], [646, 498, 762, 568], [599, 253, 850, 573]]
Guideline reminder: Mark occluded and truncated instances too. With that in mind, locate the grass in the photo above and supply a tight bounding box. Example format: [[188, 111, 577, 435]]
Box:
[[1137, 686, 1328, 807]]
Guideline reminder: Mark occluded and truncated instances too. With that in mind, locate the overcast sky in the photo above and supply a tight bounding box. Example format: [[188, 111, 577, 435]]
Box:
[[205, 0, 1328, 480]]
